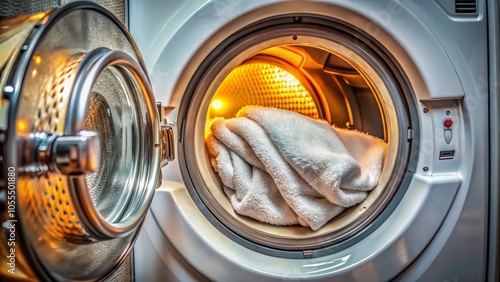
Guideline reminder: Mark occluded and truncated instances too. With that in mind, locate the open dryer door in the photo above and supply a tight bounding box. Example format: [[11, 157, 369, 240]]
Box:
[[0, 2, 173, 281]]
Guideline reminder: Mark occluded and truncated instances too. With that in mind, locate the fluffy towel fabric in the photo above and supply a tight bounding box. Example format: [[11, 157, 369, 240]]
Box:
[[205, 106, 387, 230]]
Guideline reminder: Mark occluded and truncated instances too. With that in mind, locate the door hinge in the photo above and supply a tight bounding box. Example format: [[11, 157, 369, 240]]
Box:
[[156, 103, 176, 188], [157, 102, 175, 167]]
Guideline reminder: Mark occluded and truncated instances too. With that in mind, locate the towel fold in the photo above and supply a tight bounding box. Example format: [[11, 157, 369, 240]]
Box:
[[205, 106, 387, 230]]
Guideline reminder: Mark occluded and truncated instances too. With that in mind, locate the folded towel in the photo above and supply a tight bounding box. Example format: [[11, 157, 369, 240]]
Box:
[[205, 106, 387, 230]]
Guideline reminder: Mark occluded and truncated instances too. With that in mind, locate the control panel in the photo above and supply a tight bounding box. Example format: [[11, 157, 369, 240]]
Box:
[[418, 100, 461, 176]]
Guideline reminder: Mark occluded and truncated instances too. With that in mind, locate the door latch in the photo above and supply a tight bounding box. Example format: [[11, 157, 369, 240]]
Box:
[[156, 103, 175, 188]]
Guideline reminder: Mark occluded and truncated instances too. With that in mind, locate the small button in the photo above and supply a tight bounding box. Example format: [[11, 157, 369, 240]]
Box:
[[444, 128, 452, 144], [443, 118, 453, 128]]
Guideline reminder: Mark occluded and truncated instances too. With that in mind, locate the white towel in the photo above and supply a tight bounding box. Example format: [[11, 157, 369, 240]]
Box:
[[205, 106, 387, 230]]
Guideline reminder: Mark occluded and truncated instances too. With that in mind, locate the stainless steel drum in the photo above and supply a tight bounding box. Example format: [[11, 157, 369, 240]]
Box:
[[0, 2, 173, 281], [0, 0, 127, 25]]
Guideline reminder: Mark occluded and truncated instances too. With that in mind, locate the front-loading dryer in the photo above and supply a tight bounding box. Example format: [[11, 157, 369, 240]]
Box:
[[0, 0, 498, 281], [129, 0, 495, 281]]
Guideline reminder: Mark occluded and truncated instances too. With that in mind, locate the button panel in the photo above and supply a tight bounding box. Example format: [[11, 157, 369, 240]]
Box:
[[420, 101, 460, 176]]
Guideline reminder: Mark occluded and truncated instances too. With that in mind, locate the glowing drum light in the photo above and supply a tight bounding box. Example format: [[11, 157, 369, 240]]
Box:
[[208, 60, 319, 121]]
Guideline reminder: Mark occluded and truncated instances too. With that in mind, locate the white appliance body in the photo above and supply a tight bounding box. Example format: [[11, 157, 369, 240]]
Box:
[[129, 0, 490, 281]]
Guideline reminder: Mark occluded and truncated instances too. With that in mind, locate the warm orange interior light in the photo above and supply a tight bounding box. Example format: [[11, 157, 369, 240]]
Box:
[[273, 66, 300, 87], [16, 119, 29, 134], [207, 61, 318, 121], [28, 12, 47, 22], [211, 99, 223, 110], [34, 55, 42, 65]]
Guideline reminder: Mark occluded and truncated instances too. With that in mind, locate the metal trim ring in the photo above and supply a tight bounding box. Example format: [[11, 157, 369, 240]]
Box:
[[66, 48, 160, 239]]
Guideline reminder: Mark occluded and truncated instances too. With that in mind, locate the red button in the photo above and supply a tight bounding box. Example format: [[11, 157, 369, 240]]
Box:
[[443, 118, 453, 128]]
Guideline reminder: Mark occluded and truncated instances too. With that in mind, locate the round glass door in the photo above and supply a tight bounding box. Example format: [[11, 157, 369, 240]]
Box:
[[0, 3, 167, 281]]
